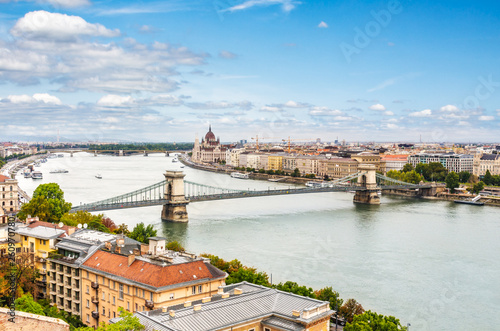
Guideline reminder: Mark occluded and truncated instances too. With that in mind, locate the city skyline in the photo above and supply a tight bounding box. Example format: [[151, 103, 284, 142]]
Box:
[[1, 0, 499, 143]]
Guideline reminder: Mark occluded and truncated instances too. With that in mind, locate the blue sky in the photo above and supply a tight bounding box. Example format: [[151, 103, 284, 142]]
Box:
[[0, 0, 499, 143]]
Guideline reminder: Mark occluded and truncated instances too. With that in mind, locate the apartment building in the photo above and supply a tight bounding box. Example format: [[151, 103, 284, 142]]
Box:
[[408, 153, 474, 173], [295, 156, 324, 176], [318, 157, 359, 179], [130, 281, 333, 331], [380, 154, 410, 173], [267, 154, 284, 171], [0, 175, 18, 224], [78, 236, 227, 328], [473, 153, 500, 176]]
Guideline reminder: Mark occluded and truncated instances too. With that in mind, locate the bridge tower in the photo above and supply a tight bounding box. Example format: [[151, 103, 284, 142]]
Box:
[[353, 164, 380, 205], [161, 171, 189, 222]]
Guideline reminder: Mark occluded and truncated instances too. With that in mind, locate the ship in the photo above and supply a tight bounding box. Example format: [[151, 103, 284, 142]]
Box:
[[49, 169, 69, 174], [230, 172, 249, 179], [31, 171, 43, 179], [95, 174, 102, 179]]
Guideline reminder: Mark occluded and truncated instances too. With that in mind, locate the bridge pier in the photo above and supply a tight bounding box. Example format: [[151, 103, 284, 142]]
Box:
[[353, 164, 380, 205], [161, 171, 189, 222]]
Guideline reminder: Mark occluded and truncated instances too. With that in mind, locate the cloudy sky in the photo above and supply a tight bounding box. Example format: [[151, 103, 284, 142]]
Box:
[[1, 0, 499, 143]]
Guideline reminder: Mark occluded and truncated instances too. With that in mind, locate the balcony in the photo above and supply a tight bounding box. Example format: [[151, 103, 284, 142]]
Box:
[[92, 296, 99, 305], [145, 300, 154, 309], [65, 281, 72, 286], [91, 282, 99, 289], [73, 294, 80, 302], [37, 257, 46, 263], [39, 269, 47, 274], [91, 311, 100, 319]]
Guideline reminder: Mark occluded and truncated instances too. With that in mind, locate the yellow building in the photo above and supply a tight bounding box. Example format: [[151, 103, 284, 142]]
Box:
[[14, 218, 76, 300], [131, 282, 333, 331], [0, 175, 18, 224], [318, 158, 359, 179], [78, 237, 227, 328], [267, 154, 284, 171]]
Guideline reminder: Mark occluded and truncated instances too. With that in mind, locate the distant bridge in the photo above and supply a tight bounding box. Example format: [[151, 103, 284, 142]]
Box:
[[70, 165, 435, 222]]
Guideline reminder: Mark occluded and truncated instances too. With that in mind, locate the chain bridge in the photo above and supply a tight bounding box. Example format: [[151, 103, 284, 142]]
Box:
[[70, 165, 434, 222]]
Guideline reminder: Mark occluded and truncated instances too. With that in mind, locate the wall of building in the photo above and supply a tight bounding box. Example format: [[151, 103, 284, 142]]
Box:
[[0, 307, 69, 331]]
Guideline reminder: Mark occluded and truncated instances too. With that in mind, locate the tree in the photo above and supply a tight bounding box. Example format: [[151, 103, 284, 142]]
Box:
[[101, 217, 118, 232], [402, 163, 414, 173], [18, 183, 72, 222], [226, 267, 270, 286], [14, 293, 45, 315], [483, 170, 493, 185], [458, 171, 471, 183], [344, 310, 407, 331], [76, 307, 144, 331], [166, 241, 185, 252], [291, 168, 301, 177], [60, 210, 99, 226], [469, 181, 485, 194], [340, 298, 365, 323], [273, 281, 315, 298], [402, 170, 423, 184], [114, 223, 130, 235], [129, 222, 157, 244], [445, 172, 460, 193], [0, 253, 39, 299], [315, 286, 343, 311]]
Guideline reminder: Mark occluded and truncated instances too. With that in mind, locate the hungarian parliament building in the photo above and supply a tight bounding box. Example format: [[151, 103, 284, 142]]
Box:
[[191, 125, 228, 163]]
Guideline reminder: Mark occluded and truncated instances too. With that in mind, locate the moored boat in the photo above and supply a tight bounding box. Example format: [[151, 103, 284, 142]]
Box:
[[230, 172, 249, 179], [50, 169, 69, 174], [31, 171, 43, 179]]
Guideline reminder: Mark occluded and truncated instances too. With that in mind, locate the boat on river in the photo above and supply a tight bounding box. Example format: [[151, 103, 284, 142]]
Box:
[[31, 171, 43, 179], [50, 169, 69, 174], [230, 172, 249, 179], [95, 174, 102, 179]]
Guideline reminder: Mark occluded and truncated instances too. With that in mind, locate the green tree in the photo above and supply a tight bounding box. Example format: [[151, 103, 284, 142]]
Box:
[[469, 181, 485, 194], [114, 223, 130, 235], [483, 170, 493, 185], [315, 286, 343, 311], [273, 281, 315, 298], [344, 310, 407, 331], [386, 170, 403, 181], [14, 293, 45, 316], [60, 210, 99, 226], [445, 172, 460, 193], [18, 183, 72, 222], [166, 241, 185, 252], [129, 222, 157, 244], [458, 171, 471, 183], [226, 267, 270, 286], [291, 168, 301, 177], [340, 298, 365, 323], [402, 163, 414, 173], [402, 170, 423, 184], [76, 307, 144, 331]]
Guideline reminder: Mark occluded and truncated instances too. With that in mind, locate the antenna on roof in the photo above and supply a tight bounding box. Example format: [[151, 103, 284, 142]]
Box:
[[83, 223, 88, 229], [58, 222, 63, 228], [77, 224, 82, 229]]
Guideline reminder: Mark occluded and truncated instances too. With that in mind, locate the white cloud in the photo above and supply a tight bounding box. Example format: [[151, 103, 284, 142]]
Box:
[[458, 121, 470, 126], [318, 21, 328, 28], [440, 105, 459, 112], [309, 107, 342, 116], [3, 93, 61, 104], [33, 93, 62, 104], [369, 104, 386, 111], [384, 111, 394, 116], [283, 100, 309, 108], [11, 11, 120, 41], [260, 105, 282, 112], [219, 50, 237, 59], [97, 95, 134, 107], [46, 0, 90, 8], [224, 0, 298, 13], [478, 115, 494, 121], [386, 123, 399, 129], [409, 109, 432, 117]]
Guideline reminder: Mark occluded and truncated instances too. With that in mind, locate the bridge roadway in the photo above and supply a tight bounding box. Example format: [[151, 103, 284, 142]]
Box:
[[70, 184, 431, 212]]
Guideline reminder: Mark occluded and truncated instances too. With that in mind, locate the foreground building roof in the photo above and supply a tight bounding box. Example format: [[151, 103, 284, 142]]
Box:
[[131, 282, 333, 331]]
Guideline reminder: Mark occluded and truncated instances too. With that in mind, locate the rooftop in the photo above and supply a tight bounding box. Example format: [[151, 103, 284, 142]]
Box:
[[15, 225, 66, 240], [133, 282, 333, 331], [480, 154, 499, 161]]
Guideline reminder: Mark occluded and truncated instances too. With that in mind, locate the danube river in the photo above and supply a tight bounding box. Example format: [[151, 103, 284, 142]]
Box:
[[16, 152, 500, 330]]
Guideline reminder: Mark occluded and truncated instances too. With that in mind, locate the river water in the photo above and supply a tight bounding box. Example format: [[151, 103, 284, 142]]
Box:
[[15, 152, 500, 330]]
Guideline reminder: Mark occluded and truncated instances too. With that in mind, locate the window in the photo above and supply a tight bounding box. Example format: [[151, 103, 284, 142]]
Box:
[[119, 284, 123, 300], [113, 311, 116, 318], [86, 299, 90, 308], [86, 314, 89, 323], [127, 302, 130, 311], [264, 328, 271, 331], [135, 303, 138, 312], [142, 289, 145, 298], [112, 281, 115, 289], [192, 286, 196, 295], [150, 292, 153, 301], [102, 276, 105, 285], [198, 285, 202, 293], [169, 293, 174, 300], [102, 306, 105, 315], [102, 291, 105, 300], [113, 296, 115, 305], [76, 303, 79, 312], [86, 285, 89, 294], [86, 271, 89, 278]]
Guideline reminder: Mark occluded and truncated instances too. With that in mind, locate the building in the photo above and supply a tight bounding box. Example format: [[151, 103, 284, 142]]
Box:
[[267, 154, 284, 171], [77, 236, 227, 328], [350, 152, 381, 172], [408, 153, 474, 173], [473, 153, 500, 177], [0, 175, 18, 224], [380, 155, 410, 173], [0, 307, 69, 331], [318, 157, 359, 179], [295, 156, 324, 176], [129, 281, 333, 331], [191, 126, 227, 164], [13, 218, 77, 300], [226, 148, 245, 167]]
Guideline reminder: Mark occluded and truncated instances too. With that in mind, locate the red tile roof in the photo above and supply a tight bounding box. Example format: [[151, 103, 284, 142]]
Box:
[[83, 250, 225, 288], [0, 175, 11, 182], [27, 220, 77, 238]]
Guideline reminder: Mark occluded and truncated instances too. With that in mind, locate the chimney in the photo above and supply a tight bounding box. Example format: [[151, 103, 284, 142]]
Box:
[[221, 293, 229, 299], [115, 245, 120, 254], [217, 286, 224, 295], [234, 288, 242, 295], [183, 301, 191, 307], [104, 242, 112, 250], [161, 307, 168, 313], [292, 310, 300, 317], [67, 227, 76, 235], [202, 297, 211, 303], [193, 304, 201, 312], [169, 310, 175, 318], [128, 254, 135, 266]]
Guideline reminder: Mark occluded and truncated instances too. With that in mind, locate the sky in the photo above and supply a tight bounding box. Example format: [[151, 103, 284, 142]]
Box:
[[0, 0, 499, 143]]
